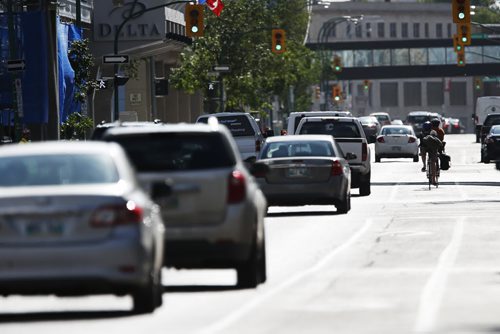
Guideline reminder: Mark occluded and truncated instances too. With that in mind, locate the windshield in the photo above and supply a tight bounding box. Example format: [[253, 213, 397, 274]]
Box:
[[407, 115, 431, 124], [381, 127, 413, 135], [261, 141, 335, 158], [198, 115, 255, 137], [299, 121, 362, 138]]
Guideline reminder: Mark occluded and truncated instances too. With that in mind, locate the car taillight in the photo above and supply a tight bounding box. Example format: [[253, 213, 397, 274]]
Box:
[[90, 201, 143, 227], [255, 140, 261, 152], [331, 160, 343, 176], [376, 136, 385, 143], [408, 136, 416, 143], [454, 124, 460, 129], [362, 142, 368, 161], [228, 170, 246, 203]]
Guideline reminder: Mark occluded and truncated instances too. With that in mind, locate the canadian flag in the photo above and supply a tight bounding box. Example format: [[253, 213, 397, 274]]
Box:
[[206, 0, 224, 16]]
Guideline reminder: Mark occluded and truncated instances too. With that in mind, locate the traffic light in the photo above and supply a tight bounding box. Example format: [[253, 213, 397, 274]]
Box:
[[475, 78, 482, 90], [272, 29, 286, 54], [457, 22, 471, 46], [185, 4, 204, 37], [332, 55, 342, 73], [453, 34, 463, 53], [457, 48, 466, 67], [315, 86, 321, 99], [332, 85, 342, 102], [452, 0, 470, 24], [363, 80, 370, 91]]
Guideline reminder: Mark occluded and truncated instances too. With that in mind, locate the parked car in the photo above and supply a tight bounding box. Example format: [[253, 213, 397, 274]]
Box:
[[405, 111, 442, 137], [480, 114, 500, 144], [255, 135, 351, 213], [448, 118, 463, 134], [369, 112, 392, 126], [91, 120, 164, 140], [481, 125, 500, 163], [375, 125, 419, 162], [102, 121, 268, 288], [295, 116, 371, 196], [286, 111, 352, 135], [358, 116, 381, 143], [0, 141, 165, 314], [196, 112, 264, 163]]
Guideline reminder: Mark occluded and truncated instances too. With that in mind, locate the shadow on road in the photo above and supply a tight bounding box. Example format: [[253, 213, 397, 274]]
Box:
[[372, 181, 500, 187], [266, 210, 340, 217], [0, 310, 132, 323], [163, 285, 239, 293]]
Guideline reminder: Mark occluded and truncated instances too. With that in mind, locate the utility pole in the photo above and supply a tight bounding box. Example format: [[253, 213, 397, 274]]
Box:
[[76, 0, 81, 28], [44, 0, 60, 140], [6, 0, 19, 141]]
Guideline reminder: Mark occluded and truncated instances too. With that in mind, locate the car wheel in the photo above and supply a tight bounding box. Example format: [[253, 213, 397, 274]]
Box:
[[359, 173, 371, 196], [413, 155, 419, 162], [336, 191, 351, 214], [132, 265, 162, 314], [375, 155, 381, 163], [237, 230, 266, 289]]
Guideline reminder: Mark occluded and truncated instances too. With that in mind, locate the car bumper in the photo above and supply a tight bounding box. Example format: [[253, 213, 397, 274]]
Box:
[[375, 143, 418, 157]]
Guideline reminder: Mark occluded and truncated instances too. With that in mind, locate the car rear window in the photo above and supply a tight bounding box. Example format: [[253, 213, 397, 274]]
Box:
[[107, 132, 236, 172], [198, 115, 255, 137], [262, 141, 335, 158], [381, 127, 412, 135], [0, 154, 119, 187], [407, 115, 430, 123], [299, 121, 361, 138], [484, 115, 500, 126]]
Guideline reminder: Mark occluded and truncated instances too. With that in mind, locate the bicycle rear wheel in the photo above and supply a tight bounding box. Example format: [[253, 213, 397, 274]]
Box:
[[427, 159, 432, 190]]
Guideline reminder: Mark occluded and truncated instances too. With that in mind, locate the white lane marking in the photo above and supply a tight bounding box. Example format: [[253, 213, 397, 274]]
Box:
[[414, 217, 465, 333], [198, 218, 375, 334]]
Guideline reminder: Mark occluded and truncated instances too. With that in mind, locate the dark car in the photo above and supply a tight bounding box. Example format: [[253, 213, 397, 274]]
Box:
[[358, 116, 381, 143], [448, 118, 463, 134], [405, 111, 441, 137], [480, 114, 500, 144], [91, 120, 164, 140], [481, 125, 500, 163]]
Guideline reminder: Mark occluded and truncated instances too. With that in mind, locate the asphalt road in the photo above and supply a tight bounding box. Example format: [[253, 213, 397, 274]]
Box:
[[2, 134, 500, 334]]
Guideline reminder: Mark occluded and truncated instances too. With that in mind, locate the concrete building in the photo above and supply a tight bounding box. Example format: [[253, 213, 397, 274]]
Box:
[[308, 2, 500, 130], [90, 1, 202, 125]]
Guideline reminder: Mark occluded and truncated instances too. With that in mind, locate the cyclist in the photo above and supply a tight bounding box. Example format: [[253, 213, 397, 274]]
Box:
[[421, 130, 444, 185], [419, 121, 432, 172], [431, 118, 445, 142]]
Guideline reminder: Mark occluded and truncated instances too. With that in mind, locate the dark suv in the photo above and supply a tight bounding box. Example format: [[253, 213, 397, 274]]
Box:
[[480, 114, 500, 144]]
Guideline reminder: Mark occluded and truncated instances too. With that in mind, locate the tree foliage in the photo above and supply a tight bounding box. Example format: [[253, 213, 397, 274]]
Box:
[[68, 38, 98, 103], [170, 0, 320, 113]]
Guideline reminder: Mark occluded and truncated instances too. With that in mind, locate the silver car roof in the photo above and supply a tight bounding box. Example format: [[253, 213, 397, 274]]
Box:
[[264, 135, 335, 143], [0, 141, 123, 156]]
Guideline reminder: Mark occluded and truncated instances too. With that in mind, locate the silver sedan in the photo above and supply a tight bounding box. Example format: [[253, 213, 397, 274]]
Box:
[[254, 135, 351, 214], [0, 142, 165, 314]]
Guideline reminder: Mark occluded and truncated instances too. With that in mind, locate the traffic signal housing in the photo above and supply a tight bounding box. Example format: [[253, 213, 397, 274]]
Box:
[[453, 34, 464, 53], [332, 85, 342, 102], [452, 0, 470, 24], [457, 22, 471, 46], [363, 80, 370, 91], [185, 4, 204, 38], [272, 29, 286, 54], [332, 55, 342, 73], [475, 78, 482, 91], [315, 86, 321, 99], [457, 48, 466, 67]]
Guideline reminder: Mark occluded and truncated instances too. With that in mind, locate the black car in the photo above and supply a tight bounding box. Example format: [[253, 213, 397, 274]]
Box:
[[480, 114, 500, 144], [481, 125, 500, 163]]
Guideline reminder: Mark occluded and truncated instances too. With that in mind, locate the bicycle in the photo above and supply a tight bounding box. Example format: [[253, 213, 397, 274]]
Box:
[[426, 152, 440, 190]]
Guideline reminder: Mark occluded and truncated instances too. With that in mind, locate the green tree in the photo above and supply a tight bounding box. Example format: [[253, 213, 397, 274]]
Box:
[[170, 0, 320, 113]]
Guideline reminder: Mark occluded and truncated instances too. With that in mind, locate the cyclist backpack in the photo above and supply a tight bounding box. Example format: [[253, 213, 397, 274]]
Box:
[[422, 135, 443, 152], [440, 153, 451, 170]]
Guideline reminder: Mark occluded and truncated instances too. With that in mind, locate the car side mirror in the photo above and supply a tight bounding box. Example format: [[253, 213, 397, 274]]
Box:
[[345, 152, 357, 160], [151, 181, 172, 200], [250, 162, 270, 177]]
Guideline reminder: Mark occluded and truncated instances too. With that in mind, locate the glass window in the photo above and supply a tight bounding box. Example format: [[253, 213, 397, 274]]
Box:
[[447, 23, 452, 38], [467, 46, 483, 64], [404, 82, 422, 107], [450, 82, 467, 106], [380, 82, 398, 107], [262, 141, 335, 159], [436, 23, 443, 38], [0, 154, 120, 187], [198, 115, 255, 137], [109, 133, 236, 172], [298, 121, 362, 138], [366, 22, 371, 38], [413, 23, 420, 38], [374, 49, 391, 66], [390, 23, 397, 38], [429, 48, 446, 65], [427, 82, 444, 106], [392, 49, 410, 66], [402, 23, 408, 38], [425, 23, 429, 38], [354, 50, 373, 67], [381, 127, 412, 135], [483, 46, 500, 63], [355, 24, 362, 38], [377, 22, 385, 38], [410, 48, 427, 65]]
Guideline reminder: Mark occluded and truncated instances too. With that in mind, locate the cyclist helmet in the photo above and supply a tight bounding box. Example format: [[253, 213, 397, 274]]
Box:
[[431, 118, 440, 127], [422, 121, 432, 131]]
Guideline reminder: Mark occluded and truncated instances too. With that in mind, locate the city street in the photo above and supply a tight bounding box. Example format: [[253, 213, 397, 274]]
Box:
[[2, 134, 500, 334]]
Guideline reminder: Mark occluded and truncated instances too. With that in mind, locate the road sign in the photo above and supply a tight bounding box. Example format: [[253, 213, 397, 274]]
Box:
[[7, 59, 25, 72], [212, 65, 230, 72], [102, 55, 129, 64]]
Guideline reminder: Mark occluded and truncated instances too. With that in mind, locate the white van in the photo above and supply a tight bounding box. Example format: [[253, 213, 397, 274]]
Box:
[[287, 111, 352, 135], [474, 96, 500, 142]]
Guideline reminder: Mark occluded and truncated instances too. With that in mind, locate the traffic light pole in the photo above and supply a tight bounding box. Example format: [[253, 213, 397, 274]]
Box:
[[112, 0, 190, 121]]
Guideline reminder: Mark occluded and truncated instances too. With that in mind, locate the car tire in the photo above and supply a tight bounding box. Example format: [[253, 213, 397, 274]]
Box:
[[336, 191, 351, 214], [132, 265, 162, 314], [359, 173, 371, 196], [375, 155, 381, 163], [413, 155, 419, 162], [237, 230, 266, 289]]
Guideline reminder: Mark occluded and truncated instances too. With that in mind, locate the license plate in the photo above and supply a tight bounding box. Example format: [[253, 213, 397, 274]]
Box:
[[25, 221, 64, 236], [287, 167, 310, 178], [392, 146, 402, 151]]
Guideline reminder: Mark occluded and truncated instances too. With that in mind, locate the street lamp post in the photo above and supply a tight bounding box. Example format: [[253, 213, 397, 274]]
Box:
[[111, 0, 191, 122]]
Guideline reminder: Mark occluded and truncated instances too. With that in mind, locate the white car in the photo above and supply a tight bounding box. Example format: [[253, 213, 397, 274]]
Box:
[[375, 125, 419, 163]]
